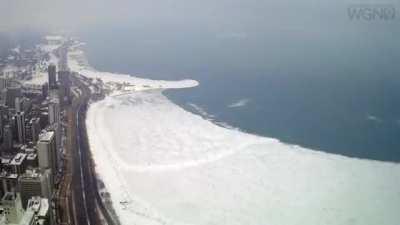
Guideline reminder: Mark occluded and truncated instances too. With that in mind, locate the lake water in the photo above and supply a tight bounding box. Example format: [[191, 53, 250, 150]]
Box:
[[78, 16, 400, 162]]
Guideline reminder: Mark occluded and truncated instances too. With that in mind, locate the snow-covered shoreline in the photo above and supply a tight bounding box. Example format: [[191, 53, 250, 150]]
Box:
[[68, 46, 198, 93], [69, 43, 400, 225]]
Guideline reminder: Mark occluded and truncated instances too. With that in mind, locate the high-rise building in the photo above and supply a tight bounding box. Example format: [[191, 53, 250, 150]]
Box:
[[0, 105, 5, 138], [25, 196, 50, 225], [48, 64, 57, 90], [15, 97, 21, 112], [25, 117, 41, 144], [48, 99, 59, 125], [58, 70, 71, 105], [18, 169, 52, 209], [0, 117, 2, 140], [0, 89, 6, 106], [48, 88, 58, 101], [14, 97, 31, 114], [32, 118, 41, 143], [39, 111, 49, 129], [48, 123, 61, 163], [9, 153, 27, 176], [41, 83, 48, 99], [0, 91, 5, 106], [36, 131, 57, 179], [58, 70, 70, 85], [0, 163, 19, 194], [15, 111, 26, 144], [2, 124, 13, 151], [5, 86, 22, 109], [24, 122, 33, 144], [48, 97, 61, 157], [0, 77, 9, 92]]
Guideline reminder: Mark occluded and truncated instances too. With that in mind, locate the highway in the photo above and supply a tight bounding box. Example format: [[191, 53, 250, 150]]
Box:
[[57, 43, 118, 225], [69, 76, 97, 225], [70, 75, 118, 225]]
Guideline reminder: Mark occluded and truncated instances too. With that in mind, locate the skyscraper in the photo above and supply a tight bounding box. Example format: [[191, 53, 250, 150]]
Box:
[[15, 112, 25, 144], [36, 131, 57, 180], [18, 169, 52, 209], [48, 99, 60, 125], [4, 86, 22, 109], [26, 117, 41, 143], [48, 64, 57, 89], [0, 77, 8, 92], [2, 124, 13, 151], [0, 104, 5, 138], [14, 97, 21, 112], [41, 83, 48, 99], [58, 70, 71, 105]]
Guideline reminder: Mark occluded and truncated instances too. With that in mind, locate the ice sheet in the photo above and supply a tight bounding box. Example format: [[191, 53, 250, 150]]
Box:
[[70, 45, 400, 225], [86, 91, 400, 225]]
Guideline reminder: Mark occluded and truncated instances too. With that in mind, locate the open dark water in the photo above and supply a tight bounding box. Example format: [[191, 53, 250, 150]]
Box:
[[78, 10, 400, 162]]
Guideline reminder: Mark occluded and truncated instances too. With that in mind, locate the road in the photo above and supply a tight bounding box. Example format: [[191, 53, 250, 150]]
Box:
[[56, 43, 118, 225], [69, 75, 118, 225], [69, 75, 98, 225]]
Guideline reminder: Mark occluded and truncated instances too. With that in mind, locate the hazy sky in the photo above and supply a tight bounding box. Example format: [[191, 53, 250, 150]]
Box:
[[1, 0, 383, 32]]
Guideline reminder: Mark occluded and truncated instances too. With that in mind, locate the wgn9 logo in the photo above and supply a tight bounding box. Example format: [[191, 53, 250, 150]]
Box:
[[348, 4, 396, 21]]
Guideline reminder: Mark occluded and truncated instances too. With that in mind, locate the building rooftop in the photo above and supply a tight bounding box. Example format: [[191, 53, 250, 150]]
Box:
[[26, 153, 37, 160], [38, 131, 54, 142], [1, 192, 16, 203], [0, 213, 5, 224], [27, 197, 41, 212], [10, 153, 27, 166], [19, 169, 43, 180], [19, 210, 35, 225], [0, 170, 18, 179], [0, 195, 48, 225], [38, 198, 49, 217], [26, 197, 49, 220], [1, 158, 11, 164], [24, 148, 35, 154], [20, 197, 49, 225]]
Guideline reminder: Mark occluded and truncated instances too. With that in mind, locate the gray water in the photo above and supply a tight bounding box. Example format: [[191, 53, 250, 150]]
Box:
[[78, 2, 400, 162]]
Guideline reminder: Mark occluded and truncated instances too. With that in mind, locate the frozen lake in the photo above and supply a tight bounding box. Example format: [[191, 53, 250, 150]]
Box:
[[86, 87, 400, 225], [67, 43, 400, 225]]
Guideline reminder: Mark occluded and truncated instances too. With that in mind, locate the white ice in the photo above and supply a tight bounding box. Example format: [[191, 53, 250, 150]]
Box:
[[228, 98, 250, 108], [69, 46, 400, 225], [68, 49, 198, 92]]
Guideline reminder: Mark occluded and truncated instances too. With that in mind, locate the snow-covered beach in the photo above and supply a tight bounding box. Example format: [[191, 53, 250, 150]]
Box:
[[68, 46, 400, 225]]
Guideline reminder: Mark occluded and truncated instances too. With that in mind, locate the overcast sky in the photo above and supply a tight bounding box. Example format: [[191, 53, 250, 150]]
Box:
[[1, 0, 398, 42], [0, 0, 363, 32]]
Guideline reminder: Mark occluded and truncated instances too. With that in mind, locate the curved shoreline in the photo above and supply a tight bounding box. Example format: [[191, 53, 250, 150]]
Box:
[[69, 43, 400, 225]]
